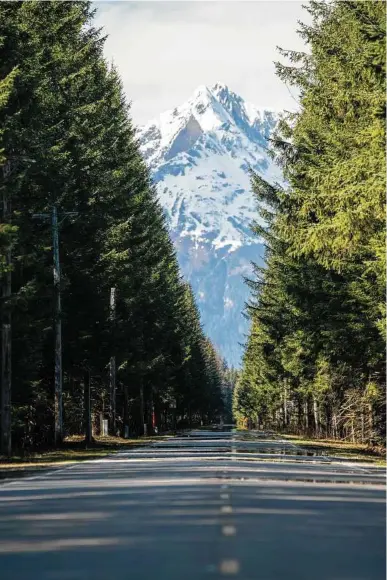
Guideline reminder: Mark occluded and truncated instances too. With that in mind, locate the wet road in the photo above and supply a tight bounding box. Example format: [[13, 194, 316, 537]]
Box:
[[0, 429, 385, 580]]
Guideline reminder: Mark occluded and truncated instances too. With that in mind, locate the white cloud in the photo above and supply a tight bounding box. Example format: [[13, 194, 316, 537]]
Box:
[[94, 1, 308, 126]]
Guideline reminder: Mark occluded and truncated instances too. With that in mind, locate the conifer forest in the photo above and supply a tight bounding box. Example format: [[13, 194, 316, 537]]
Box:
[[234, 0, 386, 445], [0, 0, 385, 457], [0, 1, 230, 455]]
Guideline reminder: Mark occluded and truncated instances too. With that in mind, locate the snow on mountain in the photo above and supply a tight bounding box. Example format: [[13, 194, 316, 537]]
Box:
[[138, 82, 282, 366]]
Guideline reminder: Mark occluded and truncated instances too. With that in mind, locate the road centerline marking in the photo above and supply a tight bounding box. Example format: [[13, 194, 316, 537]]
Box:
[[219, 559, 240, 574], [220, 505, 232, 514], [222, 525, 236, 536]]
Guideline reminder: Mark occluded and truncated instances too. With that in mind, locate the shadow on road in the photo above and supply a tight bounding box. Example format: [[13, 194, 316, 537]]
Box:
[[0, 432, 385, 580]]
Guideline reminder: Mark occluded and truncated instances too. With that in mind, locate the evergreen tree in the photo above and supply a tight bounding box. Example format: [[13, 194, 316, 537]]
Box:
[[0, 0, 223, 451], [236, 1, 385, 444]]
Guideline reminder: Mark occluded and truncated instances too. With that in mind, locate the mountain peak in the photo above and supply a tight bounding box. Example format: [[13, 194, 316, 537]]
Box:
[[193, 84, 213, 100], [211, 81, 229, 94], [138, 84, 282, 367], [193, 82, 230, 101], [138, 83, 282, 249]]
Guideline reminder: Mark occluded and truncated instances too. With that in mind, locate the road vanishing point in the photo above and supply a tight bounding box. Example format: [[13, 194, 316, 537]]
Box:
[[0, 429, 385, 580]]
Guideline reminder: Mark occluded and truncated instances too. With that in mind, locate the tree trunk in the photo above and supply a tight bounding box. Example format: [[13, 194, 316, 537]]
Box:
[[139, 382, 145, 435], [351, 419, 355, 443], [368, 403, 373, 441], [361, 411, 365, 443], [147, 387, 154, 436], [1, 176, 12, 457], [122, 384, 129, 438], [332, 412, 338, 439], [84, 371, 92, 446], [297, 399, 303, 433], [304, 400, 309, 433], [313, 397, 319, 437], [154, 399, 161, 434], [1, 321, 11, 456]]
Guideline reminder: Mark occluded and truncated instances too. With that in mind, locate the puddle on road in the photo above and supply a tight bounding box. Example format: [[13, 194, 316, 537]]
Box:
[[147, 445, 325, 458], [148, 448, 231, 453], [235, 448, 326, 457], [206, 475, 383, 486], [236, 435, 276, 441]]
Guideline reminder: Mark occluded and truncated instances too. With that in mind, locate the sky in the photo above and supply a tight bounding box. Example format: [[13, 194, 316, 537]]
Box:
[[94, 1, 309, 126]]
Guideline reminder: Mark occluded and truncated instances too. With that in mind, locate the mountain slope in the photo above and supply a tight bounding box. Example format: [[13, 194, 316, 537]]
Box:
[[138, 82, 281, 366]]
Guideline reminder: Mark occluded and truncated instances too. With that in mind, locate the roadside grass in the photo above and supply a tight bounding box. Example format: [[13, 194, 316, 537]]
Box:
[[281, 434, 386, 465], [0, 434, 168, 480]]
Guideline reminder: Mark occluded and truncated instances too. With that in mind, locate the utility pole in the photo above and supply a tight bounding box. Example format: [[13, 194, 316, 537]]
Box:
[[52, 205, 63, 445], [33, 205, 77, 446], [109, 287, 116, 436], [1, 160, 12, 456]]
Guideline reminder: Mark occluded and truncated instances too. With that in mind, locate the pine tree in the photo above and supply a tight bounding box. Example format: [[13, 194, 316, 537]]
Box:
[[0, 1, 224, 450], [275, 0, 386, 330]]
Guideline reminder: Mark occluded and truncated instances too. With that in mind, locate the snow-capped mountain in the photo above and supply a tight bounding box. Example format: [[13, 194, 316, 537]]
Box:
[[138, 82, 281, 366]]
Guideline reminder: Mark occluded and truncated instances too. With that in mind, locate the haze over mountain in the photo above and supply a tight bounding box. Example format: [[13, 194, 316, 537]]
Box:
[[138, 83, 282, 366]]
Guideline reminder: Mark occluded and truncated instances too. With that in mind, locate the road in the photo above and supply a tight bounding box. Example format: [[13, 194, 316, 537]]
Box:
[[0, 429, 385, 580]]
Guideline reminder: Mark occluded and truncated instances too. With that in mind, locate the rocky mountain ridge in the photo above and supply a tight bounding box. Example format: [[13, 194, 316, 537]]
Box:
[[138, 83, 281, 366]]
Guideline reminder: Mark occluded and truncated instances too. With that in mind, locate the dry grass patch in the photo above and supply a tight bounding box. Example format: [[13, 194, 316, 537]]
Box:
[[281, 434, 386, 465], [0, 434, 166, 480]]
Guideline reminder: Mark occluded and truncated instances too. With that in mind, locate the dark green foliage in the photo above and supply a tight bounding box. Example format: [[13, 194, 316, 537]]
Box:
[[235, 1, 385, 444], [0, 1, 223, 450]]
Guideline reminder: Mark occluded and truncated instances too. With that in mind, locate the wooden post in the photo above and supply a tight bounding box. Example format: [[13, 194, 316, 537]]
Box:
[[52, 205, 63, 446], [1, 161, 12, 456], [109, 287, 116, 435]]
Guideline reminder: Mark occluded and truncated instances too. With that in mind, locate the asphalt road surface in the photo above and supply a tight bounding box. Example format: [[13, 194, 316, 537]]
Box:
[[0, 429, 385, 580]]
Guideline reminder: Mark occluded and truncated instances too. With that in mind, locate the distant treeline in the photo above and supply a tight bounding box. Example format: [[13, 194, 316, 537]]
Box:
[[234, 0, 386, 444], [0, 1, 226, 453]]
